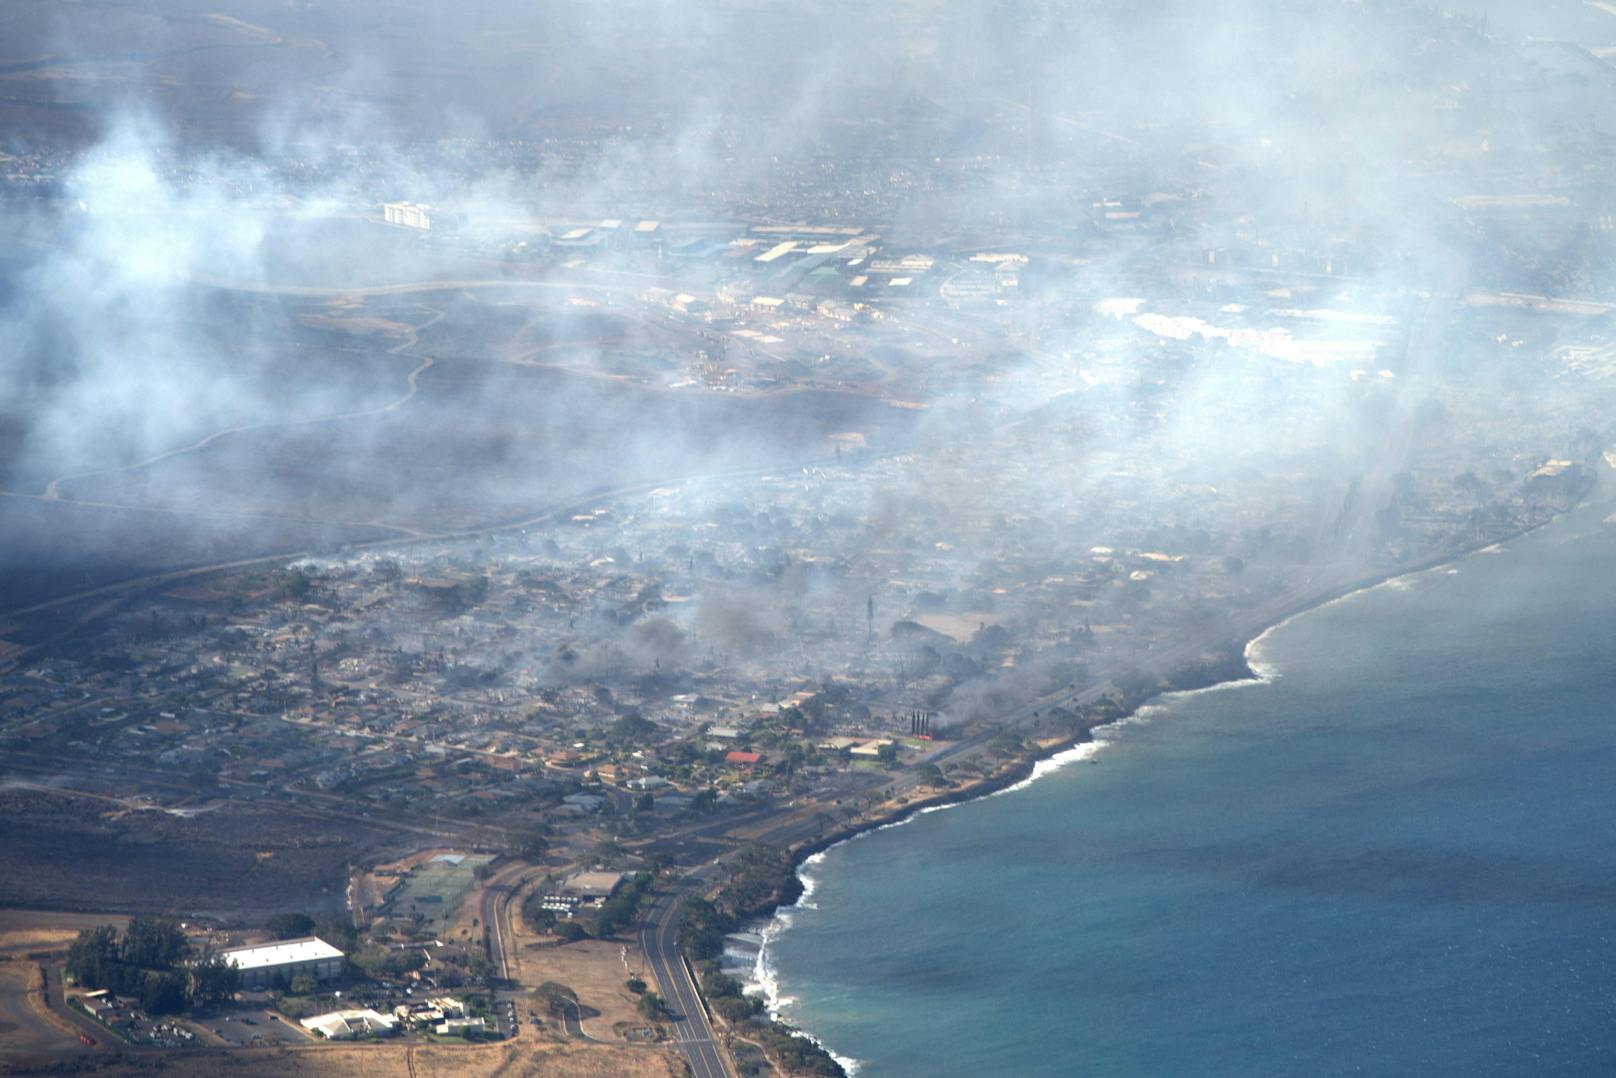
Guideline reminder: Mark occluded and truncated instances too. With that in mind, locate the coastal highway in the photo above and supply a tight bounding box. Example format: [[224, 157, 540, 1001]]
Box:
[[639, 879, 730, 1078], [633, 800, 876, 1078]]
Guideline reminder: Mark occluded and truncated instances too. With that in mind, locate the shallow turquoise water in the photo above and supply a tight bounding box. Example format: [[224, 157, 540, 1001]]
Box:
[[764, 503, 1616, 1076]]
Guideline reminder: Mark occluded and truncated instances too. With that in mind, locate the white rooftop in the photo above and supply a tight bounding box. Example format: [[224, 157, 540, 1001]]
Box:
[[221, 936, 344, 971], [564, 870, 629, 897], [302, 1008, 397, 1038]]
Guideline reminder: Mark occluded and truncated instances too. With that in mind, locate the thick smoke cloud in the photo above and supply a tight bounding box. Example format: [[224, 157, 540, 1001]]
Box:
[[1, 0, 1609, 729]]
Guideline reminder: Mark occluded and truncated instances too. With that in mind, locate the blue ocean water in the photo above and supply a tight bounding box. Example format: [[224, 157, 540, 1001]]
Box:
[[761, 501, 1616, 1076]]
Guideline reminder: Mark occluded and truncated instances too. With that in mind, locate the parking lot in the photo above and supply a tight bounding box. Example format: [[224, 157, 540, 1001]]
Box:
[[207, 1007, 308, 1046]]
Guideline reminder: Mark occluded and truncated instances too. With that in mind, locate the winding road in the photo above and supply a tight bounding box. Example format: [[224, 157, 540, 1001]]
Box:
[[559, 1000, 605, 1043]]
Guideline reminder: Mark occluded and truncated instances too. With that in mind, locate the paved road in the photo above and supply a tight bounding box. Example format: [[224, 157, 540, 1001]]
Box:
[[638, 882, 728, 1078], [479, 859, 536, 984], [0, 963, 100, 1058], [560, 1000, 605, 1043]]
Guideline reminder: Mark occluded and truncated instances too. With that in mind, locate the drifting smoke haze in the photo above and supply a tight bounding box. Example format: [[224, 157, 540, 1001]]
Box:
[[4, 21, 1616, 1064], [2, 1, 1614, 737]]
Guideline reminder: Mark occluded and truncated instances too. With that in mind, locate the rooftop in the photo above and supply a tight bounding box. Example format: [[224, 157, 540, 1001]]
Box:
[[221, 936, 345, 971], [564, 869, 628, 898], [301, 1009, 397, 1039]]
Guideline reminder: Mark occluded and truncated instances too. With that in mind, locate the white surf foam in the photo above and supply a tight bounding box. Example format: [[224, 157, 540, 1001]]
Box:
[[991, 740, 1104, 797], [744, 720, 1130, 1071], [749, 909, 796, 1009], [743, 880, 865, 1075]]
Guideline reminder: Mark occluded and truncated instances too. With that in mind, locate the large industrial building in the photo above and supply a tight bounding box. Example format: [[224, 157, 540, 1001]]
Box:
[[220, 937, 346, 990], [382, 201, 431, 230]]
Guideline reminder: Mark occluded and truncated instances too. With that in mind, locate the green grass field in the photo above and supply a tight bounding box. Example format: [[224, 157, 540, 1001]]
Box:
[[382, 853, 496, 937]]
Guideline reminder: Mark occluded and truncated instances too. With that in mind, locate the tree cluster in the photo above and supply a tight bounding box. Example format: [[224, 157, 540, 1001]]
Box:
[[636, 990, 669, 1021], [350, 944, 426, 980], [67, 918, 239, 1015], [750, 1020, 847, 1077], [592, 870, 655, 937], [535, 981, 577, 1017], [701, 966, 764, 1022], [717, 844, 800, 919]]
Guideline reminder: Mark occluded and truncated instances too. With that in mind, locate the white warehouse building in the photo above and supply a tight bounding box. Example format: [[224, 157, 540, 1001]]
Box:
[[382, 201, 431, 230], [220, 937, 346, 990]]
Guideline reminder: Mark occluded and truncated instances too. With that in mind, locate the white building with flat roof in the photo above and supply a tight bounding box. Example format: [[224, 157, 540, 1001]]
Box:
[[383, 201, 431, 230], [301, 1008, 398, 1040], [221, 937, 345, 990]]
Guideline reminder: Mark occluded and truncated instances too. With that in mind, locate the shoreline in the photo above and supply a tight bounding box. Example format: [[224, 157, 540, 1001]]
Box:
[[735, 483, 1605, 1073]]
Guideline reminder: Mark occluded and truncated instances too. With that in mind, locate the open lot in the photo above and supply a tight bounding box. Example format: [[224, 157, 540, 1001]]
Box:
[[0, 908, 128, 958], [0, 789, 383, 919], [0, 1040, 684, 1077], [0, 961, 81, 1058], [514, 933, 655, 1041]]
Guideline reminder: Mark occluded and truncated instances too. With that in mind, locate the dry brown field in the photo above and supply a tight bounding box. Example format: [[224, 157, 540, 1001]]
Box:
[[0, 1040, 683, 1077]]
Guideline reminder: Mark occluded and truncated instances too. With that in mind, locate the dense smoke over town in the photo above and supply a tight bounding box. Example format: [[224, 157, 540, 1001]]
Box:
[[0, 6, 1537, 535], [1, 7, 1615, 1061], [3, 0, 1610, 704]]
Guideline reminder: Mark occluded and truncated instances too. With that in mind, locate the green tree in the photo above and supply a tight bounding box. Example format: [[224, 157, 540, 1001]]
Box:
[[142, 970, 188, 1015], [535, 981, 577, 1017], [466, 952, 495, 982], [188, 949, 241, 1009], [593, 872, 654, 938], [552, 921, 589, 943], [589, 839, 630, 867], [712, 993, 763, 1021], [608, 713, 658, 745], [987, 732, 1024, 759], [351, 945, 424, 979], [679, 898, 731, 963], [313, 918, 359, 952], [700, 966, 745, 1000], [517, 830, 549, 861], [289, 972, 318, 997], [66, 925, 121, 989], [636, 991, 668, 1021], [122, 917, 189, 970], [277, 567, 313, 600]]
